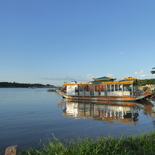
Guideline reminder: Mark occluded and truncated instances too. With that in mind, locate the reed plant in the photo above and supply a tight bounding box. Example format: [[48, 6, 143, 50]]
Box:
[[21, 131, 155, 155]]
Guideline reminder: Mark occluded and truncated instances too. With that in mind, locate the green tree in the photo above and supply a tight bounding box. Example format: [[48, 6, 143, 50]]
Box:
[[151, 67, 155, 74]]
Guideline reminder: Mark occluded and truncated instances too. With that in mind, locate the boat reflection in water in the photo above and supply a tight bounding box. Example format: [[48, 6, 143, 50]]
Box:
[[58, 100, 155, 125]]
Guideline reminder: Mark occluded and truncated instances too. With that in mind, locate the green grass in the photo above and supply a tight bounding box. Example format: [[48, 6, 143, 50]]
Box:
[[20, 131, 155, 155]]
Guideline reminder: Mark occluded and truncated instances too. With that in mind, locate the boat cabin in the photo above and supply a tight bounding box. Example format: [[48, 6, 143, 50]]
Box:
[[63, 77, 138, 97]]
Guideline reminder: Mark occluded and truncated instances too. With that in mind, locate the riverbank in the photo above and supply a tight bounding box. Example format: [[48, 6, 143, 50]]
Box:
[[20, 131, 155, 155], [0, 82, 56, 88]]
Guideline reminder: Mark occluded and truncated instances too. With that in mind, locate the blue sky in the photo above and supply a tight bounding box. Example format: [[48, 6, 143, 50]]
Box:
[[0, 0, 155, 86]]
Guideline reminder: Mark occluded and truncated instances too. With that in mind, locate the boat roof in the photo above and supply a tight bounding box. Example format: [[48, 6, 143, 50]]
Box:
[[63, 76, 137, 85], [92, 76, 116, 81]]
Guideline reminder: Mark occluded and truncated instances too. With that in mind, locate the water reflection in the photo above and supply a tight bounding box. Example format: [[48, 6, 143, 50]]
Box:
[[142, 101, 155, 118], [58, 100, 155, 125]]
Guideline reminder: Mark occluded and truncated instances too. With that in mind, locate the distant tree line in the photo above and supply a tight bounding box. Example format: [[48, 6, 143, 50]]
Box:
[[0, 82, 55, 88], [1, 79, 155, 88], [137, 79, 155, 86]]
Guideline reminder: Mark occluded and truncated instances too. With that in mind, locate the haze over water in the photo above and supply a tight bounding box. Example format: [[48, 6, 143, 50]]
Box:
[[0, 88, 155, 153]]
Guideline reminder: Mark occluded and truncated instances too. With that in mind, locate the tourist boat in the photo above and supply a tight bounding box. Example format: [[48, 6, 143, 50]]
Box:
[[57, 76, 152, 102]]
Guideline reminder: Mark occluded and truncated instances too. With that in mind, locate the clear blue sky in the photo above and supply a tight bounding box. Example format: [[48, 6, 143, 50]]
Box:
[[0, 0, 155, 86]]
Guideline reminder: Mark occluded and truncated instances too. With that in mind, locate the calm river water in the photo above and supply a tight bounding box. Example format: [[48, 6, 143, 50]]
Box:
[[0, 88, 155, 153]]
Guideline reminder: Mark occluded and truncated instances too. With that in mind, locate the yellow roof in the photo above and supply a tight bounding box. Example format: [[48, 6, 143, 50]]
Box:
[[63, 77, 137, 86], [63, 80, 134, 85]]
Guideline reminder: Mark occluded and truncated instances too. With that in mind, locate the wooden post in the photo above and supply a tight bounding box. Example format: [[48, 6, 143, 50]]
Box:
[[78, 85, 79, 96], [131, 84, 134, 96]]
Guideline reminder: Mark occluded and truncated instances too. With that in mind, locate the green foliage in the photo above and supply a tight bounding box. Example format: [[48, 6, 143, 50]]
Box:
[[21, 131, 155, 155], [152, 89, 155, 94], [142, 87, 148, 92], [137, 79, 155, 86], [151, 67, 155, 74], [0, 82, 55, 88]]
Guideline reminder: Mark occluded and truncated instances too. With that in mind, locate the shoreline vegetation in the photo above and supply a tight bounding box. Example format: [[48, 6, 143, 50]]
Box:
[[19, 131, 155, 155], [0, 78, 155, 88], [0, 78, 154, 90], [0, 82, 56, 88]]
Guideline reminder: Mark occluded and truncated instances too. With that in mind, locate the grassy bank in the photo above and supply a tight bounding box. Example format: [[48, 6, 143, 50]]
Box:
[[21, 131, 155, 155]]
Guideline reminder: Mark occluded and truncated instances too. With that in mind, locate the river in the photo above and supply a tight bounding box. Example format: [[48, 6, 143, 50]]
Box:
[[0, 88, 155, 153]]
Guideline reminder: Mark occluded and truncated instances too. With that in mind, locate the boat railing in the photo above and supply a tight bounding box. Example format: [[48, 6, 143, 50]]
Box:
[[74, 90, 132, 96]]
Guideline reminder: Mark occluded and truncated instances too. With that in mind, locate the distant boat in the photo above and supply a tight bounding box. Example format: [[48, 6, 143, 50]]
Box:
[[57, 76, 152, 102], [30, 86, 37, 89]]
